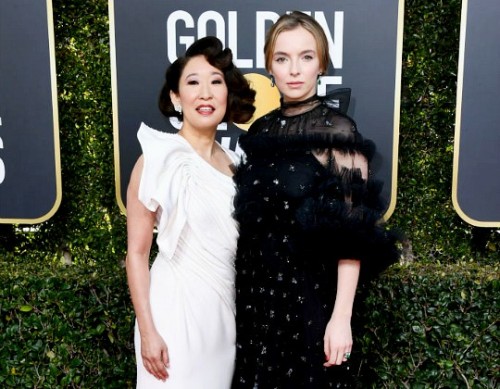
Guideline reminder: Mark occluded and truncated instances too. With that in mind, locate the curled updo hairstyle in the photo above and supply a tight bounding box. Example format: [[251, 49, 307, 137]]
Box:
[[264, 11, 330, 74], [159, 36, 256, 124]]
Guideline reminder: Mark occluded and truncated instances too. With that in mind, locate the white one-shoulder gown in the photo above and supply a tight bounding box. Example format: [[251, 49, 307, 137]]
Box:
[[134, 123, 239, 388]]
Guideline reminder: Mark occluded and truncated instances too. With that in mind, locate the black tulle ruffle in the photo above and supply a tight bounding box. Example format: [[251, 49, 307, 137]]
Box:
[[295, 175, 401, 284]]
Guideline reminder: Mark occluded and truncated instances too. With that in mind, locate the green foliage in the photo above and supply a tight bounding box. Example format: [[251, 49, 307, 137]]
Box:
[[1, 0, 128, 264], [358, 263, 499, 388], [0, 0, 498, 387], [392, 0, 500, 263], [0, 259, 135, 388]]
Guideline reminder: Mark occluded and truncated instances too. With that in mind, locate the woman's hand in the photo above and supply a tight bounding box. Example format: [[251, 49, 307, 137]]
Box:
[[323, 314, 353, 367], [323, 259, 359, 367], [141, 330, 170, 381]]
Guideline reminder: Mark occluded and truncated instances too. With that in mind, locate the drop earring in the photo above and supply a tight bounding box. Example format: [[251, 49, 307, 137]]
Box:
[[270, 75, 275, 87], [174, 104, 182, 114], [317, 73, 322, 85]]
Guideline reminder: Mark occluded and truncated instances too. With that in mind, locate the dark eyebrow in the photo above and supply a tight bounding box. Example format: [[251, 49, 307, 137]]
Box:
[[185, 70, 224, 78], [273, 49, 315, 57]]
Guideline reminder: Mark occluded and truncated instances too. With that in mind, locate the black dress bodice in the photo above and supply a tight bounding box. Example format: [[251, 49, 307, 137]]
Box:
[[234, 94, 396, 274]]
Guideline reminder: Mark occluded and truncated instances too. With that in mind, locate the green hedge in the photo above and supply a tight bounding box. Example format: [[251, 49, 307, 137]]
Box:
[[1, 0, 498, 267], [359, 262, 499, 388], [1, 260, 497, 388], [0, 260, 135, 388]]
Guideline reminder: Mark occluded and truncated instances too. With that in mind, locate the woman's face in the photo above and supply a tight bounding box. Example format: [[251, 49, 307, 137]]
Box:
[[170, 55, 228, 132], [270, 26, 322, 103]]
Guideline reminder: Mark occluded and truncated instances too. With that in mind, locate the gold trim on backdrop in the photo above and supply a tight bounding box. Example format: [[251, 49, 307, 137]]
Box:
[[383, 0, 405, 221], [452, 0, 500, 227], [108, 0, 127, 215], [0, 0, 62, 224]]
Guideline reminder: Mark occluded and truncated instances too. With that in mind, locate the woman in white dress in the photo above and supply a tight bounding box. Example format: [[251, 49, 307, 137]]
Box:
[[125, 36, 255, 388]]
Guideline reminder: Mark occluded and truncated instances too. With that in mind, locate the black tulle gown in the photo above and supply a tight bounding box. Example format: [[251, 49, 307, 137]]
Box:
[[231, 92, 401, 389]]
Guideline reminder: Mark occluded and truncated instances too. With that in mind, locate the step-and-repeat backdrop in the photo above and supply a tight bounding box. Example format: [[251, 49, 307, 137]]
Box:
[[2, 1, 499, 227], [0, 0, 61, 224], [109, 0, 404, 218], [453, 0, 500, 227]]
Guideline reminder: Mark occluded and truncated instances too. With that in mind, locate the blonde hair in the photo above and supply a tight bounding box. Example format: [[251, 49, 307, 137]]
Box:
[[264, 11, 330, 73]]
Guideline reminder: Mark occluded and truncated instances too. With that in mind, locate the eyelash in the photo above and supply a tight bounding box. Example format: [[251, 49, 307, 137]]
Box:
[[186, 79, 224, 85], [275, 55, 314, 63]]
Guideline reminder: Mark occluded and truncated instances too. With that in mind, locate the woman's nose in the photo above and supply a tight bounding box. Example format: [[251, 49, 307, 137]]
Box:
[[290, 60, 300, 75], [199, 82, 213, 99]]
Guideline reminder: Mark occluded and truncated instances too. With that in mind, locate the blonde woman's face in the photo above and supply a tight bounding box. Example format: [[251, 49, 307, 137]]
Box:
[[270, 26, 322, 102]]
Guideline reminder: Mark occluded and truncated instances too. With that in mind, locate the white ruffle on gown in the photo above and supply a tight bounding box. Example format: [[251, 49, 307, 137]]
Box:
[[134, 123, 239, 388]]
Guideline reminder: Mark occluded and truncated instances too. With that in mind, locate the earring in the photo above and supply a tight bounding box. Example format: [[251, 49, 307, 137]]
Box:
[[270, 75, 275, 87], [174, 104, 182, 114], [317, 73, 322, 85]]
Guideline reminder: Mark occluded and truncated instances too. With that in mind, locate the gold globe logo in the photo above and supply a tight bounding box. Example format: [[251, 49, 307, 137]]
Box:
[[234, 73, 281, 131]]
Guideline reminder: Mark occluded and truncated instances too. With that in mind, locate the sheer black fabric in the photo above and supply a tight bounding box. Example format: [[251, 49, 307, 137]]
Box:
[[232, 93, 401, 388]]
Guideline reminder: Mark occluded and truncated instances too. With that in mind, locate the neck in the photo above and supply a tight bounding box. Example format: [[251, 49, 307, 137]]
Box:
[[178, 127, 218, 160], [281, 94, 321, 116], [281, 93, 319, 106]]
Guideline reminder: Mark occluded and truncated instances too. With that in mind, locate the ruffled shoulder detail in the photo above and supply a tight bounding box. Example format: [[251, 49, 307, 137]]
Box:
[[137, 122, 239, 259], [240, 109, 375, 163], [137, 123, 197, 258], [295, 171, 403, 284], [137, 123, 192, 212]]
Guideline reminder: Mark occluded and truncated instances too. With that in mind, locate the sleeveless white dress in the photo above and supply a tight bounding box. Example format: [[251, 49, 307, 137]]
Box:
[[134, 123, 239, 388]]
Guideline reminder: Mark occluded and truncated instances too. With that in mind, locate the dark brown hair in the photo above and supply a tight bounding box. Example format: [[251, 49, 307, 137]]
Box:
[[159, 36, 256, 124]]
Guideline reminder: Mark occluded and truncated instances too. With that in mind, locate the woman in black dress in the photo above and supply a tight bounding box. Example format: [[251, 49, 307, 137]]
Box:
[[232, 11, 400, 388]]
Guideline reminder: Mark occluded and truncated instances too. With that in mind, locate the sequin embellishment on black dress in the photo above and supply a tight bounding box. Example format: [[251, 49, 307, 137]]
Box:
[[232, 93, 400, 388]]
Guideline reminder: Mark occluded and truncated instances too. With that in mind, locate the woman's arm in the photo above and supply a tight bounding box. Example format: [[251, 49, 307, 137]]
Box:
[[126, 156, 169, 381], [323, 149, 366, 366], [323, 259, 360, 366]]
